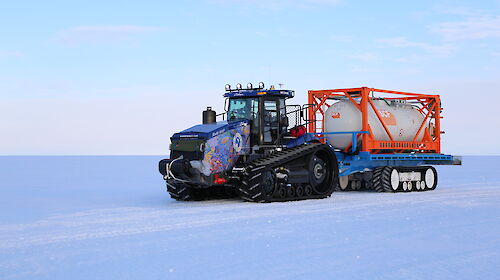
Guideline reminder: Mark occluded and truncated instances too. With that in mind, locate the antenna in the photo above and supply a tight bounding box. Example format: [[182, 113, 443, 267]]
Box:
[[268, 66, 271, 88], [278, 83, 284, 89]]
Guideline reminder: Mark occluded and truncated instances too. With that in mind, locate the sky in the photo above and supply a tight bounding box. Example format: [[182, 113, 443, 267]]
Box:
[[0, 0, 499, 155]]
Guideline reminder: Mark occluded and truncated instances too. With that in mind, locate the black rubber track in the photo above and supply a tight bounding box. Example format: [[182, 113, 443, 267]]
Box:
[[167, 181, 197, 200], [372, 166, 438, 192], [234, 143, 339, 202], [167, 181, 236, 201], [372, 166, 397, 193]]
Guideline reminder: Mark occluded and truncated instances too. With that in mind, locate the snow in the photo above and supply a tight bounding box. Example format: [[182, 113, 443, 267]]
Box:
[[1, 156, 499, 279]]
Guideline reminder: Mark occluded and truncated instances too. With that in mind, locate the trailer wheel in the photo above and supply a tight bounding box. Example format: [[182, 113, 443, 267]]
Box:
[[424, 167, 438, 190]]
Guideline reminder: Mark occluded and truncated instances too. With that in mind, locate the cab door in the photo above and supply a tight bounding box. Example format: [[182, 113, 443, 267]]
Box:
[[262, 97, 280, 144]]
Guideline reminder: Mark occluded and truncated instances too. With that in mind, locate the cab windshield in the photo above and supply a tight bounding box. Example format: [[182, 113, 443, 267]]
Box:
[[228, 98, 259, 121]]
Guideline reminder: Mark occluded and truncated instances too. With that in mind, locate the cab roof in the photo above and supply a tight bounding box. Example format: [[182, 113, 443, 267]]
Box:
[[223, 89, 295, 98]]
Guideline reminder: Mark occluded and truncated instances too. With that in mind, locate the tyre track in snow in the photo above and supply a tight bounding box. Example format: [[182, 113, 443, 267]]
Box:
[[1, 184, 499, 250]]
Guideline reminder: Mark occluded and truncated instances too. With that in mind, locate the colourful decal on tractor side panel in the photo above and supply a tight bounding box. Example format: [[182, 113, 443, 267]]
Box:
[[199, 122, 250, 176]]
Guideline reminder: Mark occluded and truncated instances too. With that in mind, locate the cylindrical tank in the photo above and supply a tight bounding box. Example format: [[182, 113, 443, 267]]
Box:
[[203, 107, 216, 124], [325, 99, 428, 149]]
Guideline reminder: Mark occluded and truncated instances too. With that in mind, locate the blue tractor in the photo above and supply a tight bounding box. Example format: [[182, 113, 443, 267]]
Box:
[[159, 83, 338, 202]]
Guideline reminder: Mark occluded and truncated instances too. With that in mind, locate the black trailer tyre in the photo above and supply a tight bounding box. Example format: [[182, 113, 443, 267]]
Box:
[[425, 166, 438, 190], [286, 186, 295, 197]]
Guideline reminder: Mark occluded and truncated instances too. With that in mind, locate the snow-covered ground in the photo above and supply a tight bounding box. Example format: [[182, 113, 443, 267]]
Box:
[[1, 156, 499, 279]]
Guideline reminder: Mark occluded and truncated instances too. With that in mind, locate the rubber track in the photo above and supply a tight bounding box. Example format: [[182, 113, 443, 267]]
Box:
[[373, 166, 395, 193], [167, 181, 236, 201], [235, 143, 334, 202], [373, 166, 436, 193]]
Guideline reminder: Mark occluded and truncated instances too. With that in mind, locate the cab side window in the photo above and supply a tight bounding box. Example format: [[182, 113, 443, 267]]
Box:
[[263, 100, 279, 143]]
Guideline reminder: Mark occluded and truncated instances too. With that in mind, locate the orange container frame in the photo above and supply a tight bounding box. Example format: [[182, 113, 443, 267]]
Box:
[[307, 87, 442, 154]]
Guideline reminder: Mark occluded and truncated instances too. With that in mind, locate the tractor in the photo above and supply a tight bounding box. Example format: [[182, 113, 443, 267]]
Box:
[[158, 82, 339, 202]]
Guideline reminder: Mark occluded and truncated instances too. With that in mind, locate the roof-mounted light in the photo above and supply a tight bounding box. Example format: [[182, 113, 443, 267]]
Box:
[[258, 82, 265, 89], [247, 82, 253, 89], [225, 84, 231, 91], [236, 83, 242, 90]]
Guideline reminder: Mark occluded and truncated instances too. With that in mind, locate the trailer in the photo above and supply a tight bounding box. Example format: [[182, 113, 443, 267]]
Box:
[[159, 84, 461, 202], [307, 87, 461, 191]]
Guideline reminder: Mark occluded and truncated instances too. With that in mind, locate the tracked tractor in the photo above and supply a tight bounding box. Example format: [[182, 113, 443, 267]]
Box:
[[159, 83, 339, 202]]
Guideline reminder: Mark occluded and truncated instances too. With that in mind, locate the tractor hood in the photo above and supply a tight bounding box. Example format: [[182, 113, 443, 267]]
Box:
[[169, 120, 251, 178], [171, 120, 249, 140]]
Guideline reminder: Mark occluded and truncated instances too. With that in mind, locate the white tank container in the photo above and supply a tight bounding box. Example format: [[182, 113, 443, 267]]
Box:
[[324, 99, 428, 149]]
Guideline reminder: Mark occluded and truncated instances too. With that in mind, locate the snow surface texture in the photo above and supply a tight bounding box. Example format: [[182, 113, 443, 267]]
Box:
[[0, 156, 499, 280]]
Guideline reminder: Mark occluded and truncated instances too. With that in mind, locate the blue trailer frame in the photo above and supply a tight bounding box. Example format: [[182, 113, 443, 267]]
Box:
[[308, 131, 461, 176]]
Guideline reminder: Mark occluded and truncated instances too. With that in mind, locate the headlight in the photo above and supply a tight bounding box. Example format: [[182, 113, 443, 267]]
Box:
[[236, 83, 242, 90], [258, 82, 265, 89]]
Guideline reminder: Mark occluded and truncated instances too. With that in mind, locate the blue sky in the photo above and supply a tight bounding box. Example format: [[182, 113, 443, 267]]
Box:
[[1, 0, 499, 155]]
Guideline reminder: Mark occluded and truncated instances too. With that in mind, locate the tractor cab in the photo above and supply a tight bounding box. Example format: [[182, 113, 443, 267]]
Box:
[[224, 83, 295, 146]]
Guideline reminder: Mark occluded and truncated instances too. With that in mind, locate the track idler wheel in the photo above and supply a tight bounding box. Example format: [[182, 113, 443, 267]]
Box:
[[308, 148, 339, 197], [424, 166, 438, 190]]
